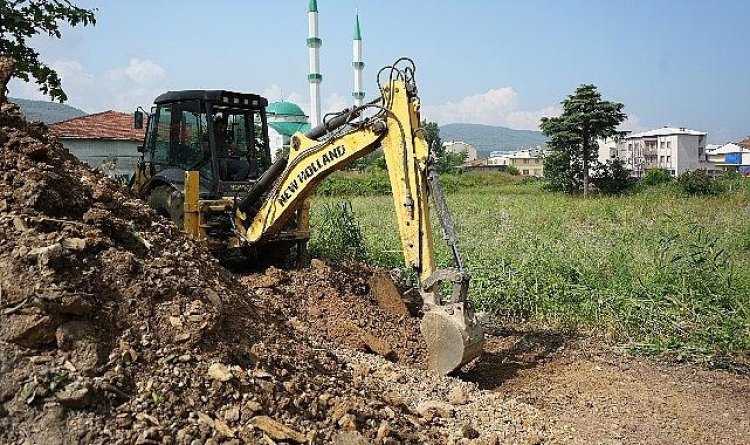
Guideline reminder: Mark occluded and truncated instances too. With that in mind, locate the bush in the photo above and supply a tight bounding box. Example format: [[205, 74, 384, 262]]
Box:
[[307, 200, 368, 261], [641, 168, 673, 187], [505, 165, 520, 176], [677, 169, 716, 195], [592, 159, 633, 195]]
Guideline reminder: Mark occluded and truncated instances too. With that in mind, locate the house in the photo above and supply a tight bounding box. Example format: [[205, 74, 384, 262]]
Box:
[[487, 148, 544, 177], [706, 143, 750, 174], [599, 127, 717, 177], [49, 111, 145, 178], [460, 158, 506, 173], [443, 141, 478, 162]]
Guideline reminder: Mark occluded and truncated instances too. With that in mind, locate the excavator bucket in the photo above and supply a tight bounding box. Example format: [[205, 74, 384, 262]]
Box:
[[421, 302, 485, 375]]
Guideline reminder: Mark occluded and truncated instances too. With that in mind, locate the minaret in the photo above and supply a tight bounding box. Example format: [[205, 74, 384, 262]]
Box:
[[352, 12, 364, 108], [307, 0, 322, 127]]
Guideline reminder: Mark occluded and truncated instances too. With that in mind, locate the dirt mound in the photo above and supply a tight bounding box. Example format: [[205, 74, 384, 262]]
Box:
[[0, 96, 451, 443], [241, 263, 429, 368]]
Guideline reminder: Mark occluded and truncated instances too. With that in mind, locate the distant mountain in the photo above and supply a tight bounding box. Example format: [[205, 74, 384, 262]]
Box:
[[440, 123, 548, 158], [9, 97, 87, 124]]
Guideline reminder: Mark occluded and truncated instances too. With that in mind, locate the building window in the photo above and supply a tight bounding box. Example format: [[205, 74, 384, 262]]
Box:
[[522, 169, 529, 175], [667, 156, 671, 164], [660, 141, 665, 149], [660, 155, 664, 163], [667, 141, 671, 149]]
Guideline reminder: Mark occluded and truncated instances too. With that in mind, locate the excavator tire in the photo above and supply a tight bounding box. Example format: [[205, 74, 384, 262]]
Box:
[[147, 185, 185, 228]]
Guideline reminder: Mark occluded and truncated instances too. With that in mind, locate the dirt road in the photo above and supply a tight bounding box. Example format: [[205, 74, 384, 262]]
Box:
[[465, 331, 750, 445]]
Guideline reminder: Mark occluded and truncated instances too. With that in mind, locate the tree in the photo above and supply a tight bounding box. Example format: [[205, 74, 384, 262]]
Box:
[[540, 85, 626, 196], [423, 120, 442, 159], [422, 120, 464, 173], [436, 149, 467, 174], [0, 1, 96, 102]]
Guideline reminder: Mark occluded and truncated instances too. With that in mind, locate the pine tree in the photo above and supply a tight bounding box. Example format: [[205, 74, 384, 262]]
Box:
[[540, 85, 626, 196]]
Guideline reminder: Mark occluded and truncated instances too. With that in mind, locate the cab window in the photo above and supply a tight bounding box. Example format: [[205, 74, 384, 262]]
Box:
[[171, 101, 204, 169], [148, 102, 204, 169], [149, 105, 171, 164]]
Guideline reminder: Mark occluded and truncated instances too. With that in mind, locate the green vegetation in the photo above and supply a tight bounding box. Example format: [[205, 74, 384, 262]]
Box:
[[592, 159, 634, 195], [678, 169, 719, 195], [315, 171, 524, 197], [306, 201, 368, 262], [309, 174, 750, 359], [641, 168, 673, 187]]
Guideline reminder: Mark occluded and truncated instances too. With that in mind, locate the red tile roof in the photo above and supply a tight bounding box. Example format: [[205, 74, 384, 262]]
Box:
[[49, 110, 145, 141]]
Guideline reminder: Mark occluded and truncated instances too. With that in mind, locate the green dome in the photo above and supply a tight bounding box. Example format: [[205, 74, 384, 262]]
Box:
[[268, 122, 312, 137], [266, 101, 306, 117]]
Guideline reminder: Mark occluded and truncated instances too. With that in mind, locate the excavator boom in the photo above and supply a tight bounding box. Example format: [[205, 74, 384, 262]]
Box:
[[228, 59, 485, 374]]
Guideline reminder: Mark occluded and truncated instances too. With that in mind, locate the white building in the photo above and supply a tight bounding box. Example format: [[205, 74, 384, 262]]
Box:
[[486, 148, 544, 177], [266, 101, 310, 160], [443, 141, 478, 162], [597, 134, 631, 165], [487, 151, 510, 166], [599, 127, 716, 177], [707, 143, 750, 173]]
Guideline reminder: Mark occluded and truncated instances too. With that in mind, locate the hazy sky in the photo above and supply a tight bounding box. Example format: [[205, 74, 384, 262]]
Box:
[[8, 0, 750, 142]]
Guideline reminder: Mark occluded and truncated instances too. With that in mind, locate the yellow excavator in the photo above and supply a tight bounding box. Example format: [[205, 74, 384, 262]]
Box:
[[130, 58, 484, 374]]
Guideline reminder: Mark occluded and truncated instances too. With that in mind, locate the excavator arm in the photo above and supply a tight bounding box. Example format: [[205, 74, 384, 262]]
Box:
[[233, 59, 484, 373]]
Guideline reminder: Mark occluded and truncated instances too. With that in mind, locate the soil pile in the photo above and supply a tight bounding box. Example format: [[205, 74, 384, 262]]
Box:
[[0, 95, 449, 443], [240, 264, 429, 368]]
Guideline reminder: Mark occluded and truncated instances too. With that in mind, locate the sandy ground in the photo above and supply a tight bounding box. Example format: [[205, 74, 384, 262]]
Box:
[[464, 329, 750, 445]]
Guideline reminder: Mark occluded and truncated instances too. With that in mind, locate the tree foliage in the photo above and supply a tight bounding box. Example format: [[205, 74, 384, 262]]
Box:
[[0, 0, 96, 102], [421, 120, 467, 173], [423, 121, 442, 158], [540, 84, 626, 196]]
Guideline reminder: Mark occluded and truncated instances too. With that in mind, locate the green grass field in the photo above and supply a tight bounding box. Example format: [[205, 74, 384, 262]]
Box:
[[309, 173, 750, 360]]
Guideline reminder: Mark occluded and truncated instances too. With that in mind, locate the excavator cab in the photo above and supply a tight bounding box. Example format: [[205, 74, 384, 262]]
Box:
[[132, 91, 309, 252], [134, 91, 271, 196]]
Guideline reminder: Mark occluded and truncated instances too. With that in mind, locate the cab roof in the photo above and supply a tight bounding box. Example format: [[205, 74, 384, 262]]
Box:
[[153, 90, 268, 108]]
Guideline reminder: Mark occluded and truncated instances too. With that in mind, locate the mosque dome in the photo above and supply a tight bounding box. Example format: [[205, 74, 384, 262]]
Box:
[[267, 101, 306, 118], [266, 101, 310, 137]]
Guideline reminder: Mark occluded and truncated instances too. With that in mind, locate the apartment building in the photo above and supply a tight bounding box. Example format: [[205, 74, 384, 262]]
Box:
[[599, 127, 716, 177]]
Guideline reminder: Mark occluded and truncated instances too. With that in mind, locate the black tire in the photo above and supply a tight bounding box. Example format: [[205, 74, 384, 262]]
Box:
[[147, 185, 185, 228]]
